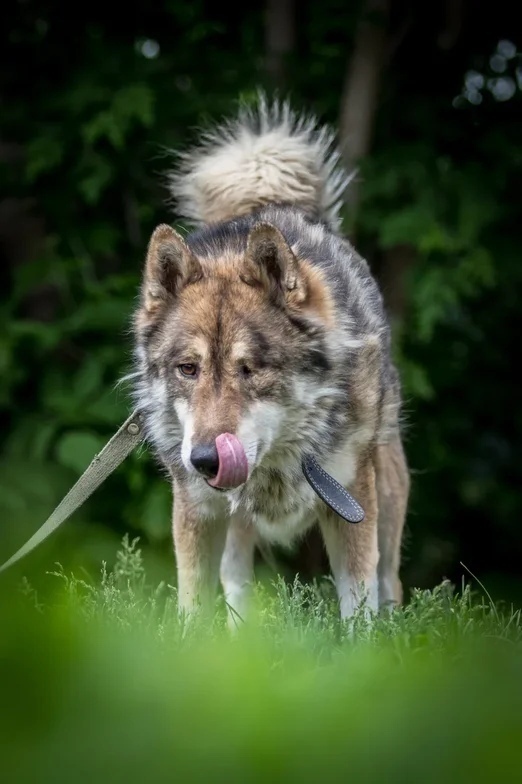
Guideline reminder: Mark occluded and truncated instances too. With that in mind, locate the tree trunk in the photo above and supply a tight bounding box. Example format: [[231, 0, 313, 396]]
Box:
[[339, 0, 390, 222], [0, 143, 55, 320], [338, 0, 417, 327], [438, 0, 465, 50], [377, 243, 417, 327], [265, 0, 295, 88]]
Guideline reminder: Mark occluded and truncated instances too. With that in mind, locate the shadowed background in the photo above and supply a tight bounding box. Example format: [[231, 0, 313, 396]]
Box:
[[1, 0, 520, 602]]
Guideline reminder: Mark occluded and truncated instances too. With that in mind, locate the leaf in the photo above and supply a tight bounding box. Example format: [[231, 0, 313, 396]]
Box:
[[113, 84, 155, 128], [82, 85, 155, 153], [379, 205, 438, 249], [0, 457, 71, 517], [25, 135, 63, 182], [456, 247, 495, 292], [56, 431, 107, 475], [140, 482, 172, 542], [63, 298, 129, 333], [412, 267, 459, 342], [82, 389, 130, 426], [28, 422, 58, 461], [78, 155, 113, 204], [72, 359, 104, 402], [86, 223, 121, 256], [83, 110, 125, 149], [397, 358, 434, 401], [418, 223, 454, 254]]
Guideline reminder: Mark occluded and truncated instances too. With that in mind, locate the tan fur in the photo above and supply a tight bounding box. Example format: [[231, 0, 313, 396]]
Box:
[[319, 453, 379, 619], [138, 227, 409, 623], [138, 224, 202, 326], [132, 99, 410, 625], [172, 478, 228, 617], [298, 261, 336, 326], [375, 437, 410, 607]]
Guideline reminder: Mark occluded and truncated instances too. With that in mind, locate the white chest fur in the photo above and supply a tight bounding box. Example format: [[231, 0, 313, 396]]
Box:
[[180, 435, 360, 546]]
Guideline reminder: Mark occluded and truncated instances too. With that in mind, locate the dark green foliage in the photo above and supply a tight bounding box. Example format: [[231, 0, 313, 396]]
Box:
[[1, 1, 520, 600]]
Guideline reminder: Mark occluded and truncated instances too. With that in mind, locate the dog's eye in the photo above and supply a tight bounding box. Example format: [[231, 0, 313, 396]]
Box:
[[178, 363, 198, 377], [240, 365, 252, 378]]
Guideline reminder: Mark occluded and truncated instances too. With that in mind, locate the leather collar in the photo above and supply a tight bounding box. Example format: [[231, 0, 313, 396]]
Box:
[[302, 454, 364, 524]]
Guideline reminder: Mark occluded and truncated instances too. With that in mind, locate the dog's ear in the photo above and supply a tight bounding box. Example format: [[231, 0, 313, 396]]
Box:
[[242, 223, 306, 306], [142, 224, 202, 313]]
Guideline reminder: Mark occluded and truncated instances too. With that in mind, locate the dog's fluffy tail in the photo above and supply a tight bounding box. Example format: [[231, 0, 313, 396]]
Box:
[[167, 94, 352, 231]]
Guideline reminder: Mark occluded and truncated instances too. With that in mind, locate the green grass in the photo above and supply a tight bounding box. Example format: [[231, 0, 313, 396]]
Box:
[[1, 536, 522, 784]]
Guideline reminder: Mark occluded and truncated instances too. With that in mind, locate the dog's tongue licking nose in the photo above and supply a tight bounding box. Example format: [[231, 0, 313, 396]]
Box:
[[207, 433, 248, 489]]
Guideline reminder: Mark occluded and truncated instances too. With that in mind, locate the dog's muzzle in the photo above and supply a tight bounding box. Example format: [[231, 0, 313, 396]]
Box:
[[191, 433, 248, 489]]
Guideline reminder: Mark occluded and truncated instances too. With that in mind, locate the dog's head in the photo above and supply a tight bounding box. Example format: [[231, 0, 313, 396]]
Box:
[[134, 221, 340, 490]]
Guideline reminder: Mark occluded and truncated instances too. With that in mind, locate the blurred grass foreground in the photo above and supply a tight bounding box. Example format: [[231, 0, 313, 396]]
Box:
[[1, 538, 522, 784]]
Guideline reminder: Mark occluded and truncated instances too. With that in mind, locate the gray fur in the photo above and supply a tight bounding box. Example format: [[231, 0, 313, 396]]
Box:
[[132, 96, 403, 545]]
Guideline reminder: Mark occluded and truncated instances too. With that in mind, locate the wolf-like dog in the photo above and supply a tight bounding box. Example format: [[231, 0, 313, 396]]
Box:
[[132, 97, 409, 623]]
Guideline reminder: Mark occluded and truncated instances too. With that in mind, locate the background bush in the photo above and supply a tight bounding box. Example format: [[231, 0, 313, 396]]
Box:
[[1, 0, 520, 602]]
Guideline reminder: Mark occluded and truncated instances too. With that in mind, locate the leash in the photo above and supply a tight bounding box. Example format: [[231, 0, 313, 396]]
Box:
[[0, 411, 364, 575], [0, 410, 143, 575]]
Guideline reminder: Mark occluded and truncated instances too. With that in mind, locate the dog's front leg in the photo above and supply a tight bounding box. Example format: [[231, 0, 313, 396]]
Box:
[[220, 514, 257, 629], [319, 454, 379, 621], [172, 481, 228, 619]]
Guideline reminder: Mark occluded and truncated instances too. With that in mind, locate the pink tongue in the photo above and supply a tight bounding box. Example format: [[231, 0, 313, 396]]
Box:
[[207, 433, 249, 489]]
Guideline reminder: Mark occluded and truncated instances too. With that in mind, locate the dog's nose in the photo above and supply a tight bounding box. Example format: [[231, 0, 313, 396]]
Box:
[[190, 444, 219, 478]]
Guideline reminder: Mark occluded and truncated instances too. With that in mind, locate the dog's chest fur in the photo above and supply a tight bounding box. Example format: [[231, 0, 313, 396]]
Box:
[[234, 465, 319, 545], [182, 439, 359, 547]]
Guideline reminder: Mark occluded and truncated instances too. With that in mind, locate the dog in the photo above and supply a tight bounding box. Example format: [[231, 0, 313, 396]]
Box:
[[131, 96, 409, 624]]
